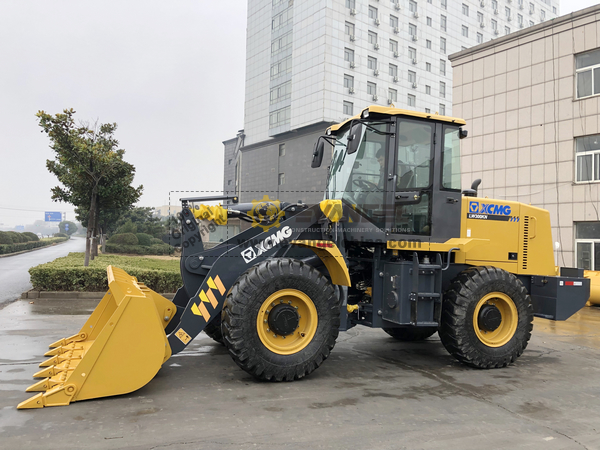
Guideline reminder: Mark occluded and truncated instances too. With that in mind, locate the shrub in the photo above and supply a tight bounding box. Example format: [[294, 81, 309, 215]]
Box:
[[104, 243, 173, 255], [107, 233, 138, 245], [0, 231, 12, 244], [29, 252, 181, 292], [150, 238, 164, 245], [22, 232, 39, 242], [7, 231, 27, 243], [54, 232, 69, 238], [0, 237, 68, 255], [115, 219, 137, 235], [135, 233, 154, 246]]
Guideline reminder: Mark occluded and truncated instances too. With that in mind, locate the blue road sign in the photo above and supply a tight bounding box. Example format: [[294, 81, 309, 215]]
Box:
[[15, 225, 24, 231], [45, 212, 62, 222], [65, 223, 69, 231]]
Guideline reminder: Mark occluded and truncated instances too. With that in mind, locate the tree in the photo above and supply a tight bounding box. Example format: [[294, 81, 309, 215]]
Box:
[[38, 109, 142, 266], [112, 207, 165, 238], [58, 220, 78, 236]]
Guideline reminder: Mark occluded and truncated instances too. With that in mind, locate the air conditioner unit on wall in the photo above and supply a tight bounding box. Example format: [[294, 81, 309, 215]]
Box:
[[494, 9, 499, 14], [412, 35, 418, 41], [372, 94, 378, 101], [388, 98, 395, 105], [350, 34, 356, 41], [394, 3, 401, 10], [350, 8, 357, 15], [412, 58, 417, 65], [374, 43, 380, 50], [394, 26, 399, 34], [480, 22, 485, 27], [393, 51, 399, 57], [350, 61, 356, 68], [393, 76, 399, 82], [413, 12, 419, 18], [375, 18, 381, 25], [494, 29, 500, 35], [480, 0, 485, 6], [412, 82, 417, 88], [374, 69, 380, 76], [349, 87, 355, 94]]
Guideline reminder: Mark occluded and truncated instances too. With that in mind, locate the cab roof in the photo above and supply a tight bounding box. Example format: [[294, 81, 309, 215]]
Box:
[[328, 105, 467, 134]]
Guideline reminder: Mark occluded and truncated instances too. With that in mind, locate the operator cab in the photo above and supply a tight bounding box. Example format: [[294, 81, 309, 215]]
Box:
[[313, 106, 466, 242]]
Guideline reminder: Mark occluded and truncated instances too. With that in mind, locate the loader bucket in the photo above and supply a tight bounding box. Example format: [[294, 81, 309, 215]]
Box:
[[18, 266, 176, 409]]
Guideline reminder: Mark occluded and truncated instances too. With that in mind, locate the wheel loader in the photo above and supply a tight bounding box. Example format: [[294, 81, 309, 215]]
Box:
[[18, 105, 590, 409]]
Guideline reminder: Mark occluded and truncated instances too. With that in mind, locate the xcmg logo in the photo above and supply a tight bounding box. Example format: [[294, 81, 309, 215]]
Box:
[[469, 201, 512, 216]]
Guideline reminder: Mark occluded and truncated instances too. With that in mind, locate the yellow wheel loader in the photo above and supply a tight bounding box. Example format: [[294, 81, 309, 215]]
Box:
[[18, 106, 590, 409]]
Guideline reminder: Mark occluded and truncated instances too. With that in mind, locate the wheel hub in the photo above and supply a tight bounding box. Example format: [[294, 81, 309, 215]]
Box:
[[478, 304, 502, 332], [267, 304, 299, 336]]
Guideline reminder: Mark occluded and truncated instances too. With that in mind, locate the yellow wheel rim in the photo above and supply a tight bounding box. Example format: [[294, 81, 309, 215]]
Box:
[[256, 289, 318, 355], [473, 292, 518, 347]]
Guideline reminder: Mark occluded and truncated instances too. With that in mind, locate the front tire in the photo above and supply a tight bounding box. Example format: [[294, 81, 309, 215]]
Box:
[[204, 314, 224, 344], [222, 258, 340, 381], [439, 266, 533, 369]]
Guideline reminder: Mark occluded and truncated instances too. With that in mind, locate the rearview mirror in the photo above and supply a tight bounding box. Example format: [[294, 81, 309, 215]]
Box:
[[311, 137, 326, 168], [346, 122, 363, 155]]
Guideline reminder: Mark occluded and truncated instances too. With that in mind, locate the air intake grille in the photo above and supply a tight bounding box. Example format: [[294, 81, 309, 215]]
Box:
[[522, 216, 529, 270]]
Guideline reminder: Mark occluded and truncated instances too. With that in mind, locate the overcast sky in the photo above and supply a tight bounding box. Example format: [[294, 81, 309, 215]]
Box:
[[0, 1, 597, 228]]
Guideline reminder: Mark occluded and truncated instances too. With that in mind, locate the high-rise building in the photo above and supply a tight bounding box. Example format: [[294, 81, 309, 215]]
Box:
[[224, 0, 559, 204]]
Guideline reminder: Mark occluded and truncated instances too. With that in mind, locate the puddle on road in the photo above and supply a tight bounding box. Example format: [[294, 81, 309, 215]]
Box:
[[534, 306, 600, 349]]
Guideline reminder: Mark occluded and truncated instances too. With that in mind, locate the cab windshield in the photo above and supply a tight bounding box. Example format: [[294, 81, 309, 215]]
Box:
[[326, 121, 388, 225]]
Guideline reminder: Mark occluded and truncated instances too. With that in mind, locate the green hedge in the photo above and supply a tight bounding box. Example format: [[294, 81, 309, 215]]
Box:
[[104, 243, 173, 255], [135, 233, 153, 246], [0, 237, 68, 255], [108, 233, 138, 245], [54, 232, 69, 239], [22, 232, 39, 242], [29, 252, 181, 292]]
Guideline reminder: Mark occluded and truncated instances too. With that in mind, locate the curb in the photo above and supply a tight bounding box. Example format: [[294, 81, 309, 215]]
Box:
[[21, 290, 176, 300]]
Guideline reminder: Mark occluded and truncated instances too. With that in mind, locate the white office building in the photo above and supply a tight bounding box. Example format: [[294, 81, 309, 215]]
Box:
[[225, 0, 559, 203]]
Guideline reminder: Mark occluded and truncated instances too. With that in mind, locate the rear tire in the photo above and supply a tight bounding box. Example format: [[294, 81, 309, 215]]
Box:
[[383, 327, 437, 341], [204, 314, 224, 344], [439, 266, 533, 369], [222, 258, 340, 381]]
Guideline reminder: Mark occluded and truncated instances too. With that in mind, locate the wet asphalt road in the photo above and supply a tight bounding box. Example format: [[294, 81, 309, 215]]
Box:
[[0, 237, 85, 307], [1, 297, 600, 450]]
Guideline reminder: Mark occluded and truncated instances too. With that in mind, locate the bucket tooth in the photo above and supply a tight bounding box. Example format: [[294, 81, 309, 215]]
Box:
[[39, 355, 60, 367], [26, 378, 59, 392], [49, 333, 86, 349], [18, 384, 77, 409], [44, 347, 62, 357], [33, 366, 59, 378]]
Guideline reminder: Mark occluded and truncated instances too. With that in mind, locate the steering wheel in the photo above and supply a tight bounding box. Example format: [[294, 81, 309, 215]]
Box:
[[352, 179, 379, 191]]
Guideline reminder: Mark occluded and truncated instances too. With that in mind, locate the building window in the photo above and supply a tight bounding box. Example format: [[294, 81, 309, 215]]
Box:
[[462, 25, 469, 37], [367, 82, 377, 96], [344, 48, 355, 63], [529, 20, 534, 26], [345, 21, 355, 36], [408, 94, 416, 106], [426, 39, 432, 49], [517, 0, 523, 7], [477, 11, 484, 23], [408, 70, 416, 84], [343, 101, 353, 115], [270, 81, 292, 104], [505, 26, 511, 35], [575, 134, 600, 181], [540, 9, 546, 21], [369, 5, 378, 20], [491, 19, 498, 31], [505, 6, 511, 20], [440, 59, 446, 75], [439, 103, 446, 115], [441, 0, 447, 10], [346, 0, 355, 8], [279, 143, 286, 156], [425, 108, 431, 113], [440, 15, 447, 31], [272, 9, 292, 31], [576, 49, 600, 99], [440, 81, 446, 98], [409, 23, 417, 38], [389, 63, 398, 77], [440, 37, 446, 53], [389, 88, 398, 102], [477, 32, 483, 43], [271, 32, 292, 55], [228, 159, 232, 165], [390, 15, 399, 28], [409, 0, 417, 13], [462, 3, 469, 16], [344, 74, 354, 90], [390, 39, 399, 54], [576, 222, 600, 270], [425, 85, 431, 94], [529, 2, 534, 14], [426, 62, 431, 72], [270, 56, 292, 79], [228, 180, 232, 185], [427, 16, 432, 26], [269, 106, 290, 128], [368, 56, 378, 71], [408, 47, 417, 61], [492, 0, 498, 11], [368, 31, 378, 46], [518, 14, 523, 26], [278, 173, 285, 185]]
